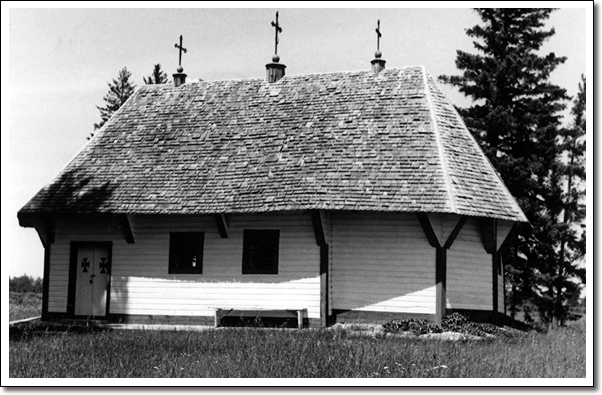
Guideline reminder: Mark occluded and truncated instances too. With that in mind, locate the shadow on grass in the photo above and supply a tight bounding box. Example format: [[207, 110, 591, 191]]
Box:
[[220, 316, 299, 329], [9, 322, 113, 341]]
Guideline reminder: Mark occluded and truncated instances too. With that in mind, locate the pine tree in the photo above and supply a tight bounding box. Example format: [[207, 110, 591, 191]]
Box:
[[143, 64, 169, 85], [438, 9, 572, 322], [91, 67, 136, 139]]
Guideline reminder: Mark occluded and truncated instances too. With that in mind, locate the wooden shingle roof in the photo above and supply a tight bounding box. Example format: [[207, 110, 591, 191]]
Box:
[[19, 66, 527, 222]]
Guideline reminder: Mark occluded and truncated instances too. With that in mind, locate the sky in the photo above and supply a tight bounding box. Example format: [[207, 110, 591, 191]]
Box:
[[2, 4, 591, 280]]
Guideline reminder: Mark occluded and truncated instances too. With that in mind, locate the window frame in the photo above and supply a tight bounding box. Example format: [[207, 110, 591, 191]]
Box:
[[168, 232, 204, 274], [242, 229, 280, 275]]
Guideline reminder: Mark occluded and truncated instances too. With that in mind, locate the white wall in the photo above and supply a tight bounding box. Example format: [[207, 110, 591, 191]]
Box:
[[47, 212, 321, 318], [47, 211, 508, 319], [330, 212, 436, 314], [498, 271, 504, 313], [446, 217, 492, 310]]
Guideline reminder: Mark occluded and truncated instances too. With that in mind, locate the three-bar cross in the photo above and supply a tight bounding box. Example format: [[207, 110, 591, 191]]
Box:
[[271, 12, 283, 55], [174, 35, 187, 67]]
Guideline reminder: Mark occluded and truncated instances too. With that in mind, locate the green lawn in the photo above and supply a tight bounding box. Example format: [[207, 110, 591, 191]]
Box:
[[9, 320, 585, 378]]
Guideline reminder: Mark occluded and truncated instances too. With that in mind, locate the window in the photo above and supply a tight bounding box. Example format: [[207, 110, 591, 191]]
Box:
[[242, 230, 280, 274], [169, 232, 204, 274]]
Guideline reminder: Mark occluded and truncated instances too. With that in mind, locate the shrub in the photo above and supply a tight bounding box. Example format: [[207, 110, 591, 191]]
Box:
[[382, 318, 442, 335], [9, 275, 43, 293], [382, 313, 526, 339]]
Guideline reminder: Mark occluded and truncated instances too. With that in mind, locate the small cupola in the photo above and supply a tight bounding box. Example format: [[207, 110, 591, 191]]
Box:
[[266, 11, 286, 83], [173, 35, 187, 87], [371, 20, 386, 74]]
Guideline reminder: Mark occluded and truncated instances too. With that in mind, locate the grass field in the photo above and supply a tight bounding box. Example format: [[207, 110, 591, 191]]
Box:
[[9, 319, 585, 378], [9, 292, 42, 322]]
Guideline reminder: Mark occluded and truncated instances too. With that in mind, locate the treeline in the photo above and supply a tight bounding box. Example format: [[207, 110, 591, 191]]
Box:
[[439, 9, 586, 326], [89, 64, 169, 139], [9, 275, 43, 293]]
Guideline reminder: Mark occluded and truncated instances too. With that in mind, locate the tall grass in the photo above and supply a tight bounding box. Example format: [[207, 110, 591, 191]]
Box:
[[9, 292, 42, 322], [9, 320, 585, 378]]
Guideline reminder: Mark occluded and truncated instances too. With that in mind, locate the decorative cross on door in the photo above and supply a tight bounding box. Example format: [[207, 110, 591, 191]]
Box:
[[81, 257, 90, 273], [99, 257, 109, 274]]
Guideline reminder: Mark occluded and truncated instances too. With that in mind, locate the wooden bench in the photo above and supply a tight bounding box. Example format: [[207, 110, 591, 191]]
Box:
[[215, 308, 308, 329]]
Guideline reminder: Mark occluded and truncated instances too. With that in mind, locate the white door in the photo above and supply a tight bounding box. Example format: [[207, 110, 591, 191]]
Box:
[[74, 245, 110, 317]]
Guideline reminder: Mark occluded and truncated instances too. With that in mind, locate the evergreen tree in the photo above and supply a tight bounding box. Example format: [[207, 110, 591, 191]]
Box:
[[144, 64, 169, 85], [438, 9, 573, 322], [542, 75, 586, 325], [91, 67, 136, 138]]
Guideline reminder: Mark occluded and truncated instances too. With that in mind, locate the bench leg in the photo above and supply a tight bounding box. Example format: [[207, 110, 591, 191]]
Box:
[[297, 310, 303, 329]]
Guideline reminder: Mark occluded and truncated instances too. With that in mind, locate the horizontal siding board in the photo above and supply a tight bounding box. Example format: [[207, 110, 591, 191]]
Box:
[[331, 212, 436, 314], [498, 273, 504, 312], [446, 218, 492, 311], [48, 213, 322, 319], [110, 297, 320, 307]]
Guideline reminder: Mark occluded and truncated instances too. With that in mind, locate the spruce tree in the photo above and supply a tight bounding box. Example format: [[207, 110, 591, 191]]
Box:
[[143, 64, 169, 85], [438, 9, 572, 322], [91, 67, 136, 138], [543, 75, 586, 325]]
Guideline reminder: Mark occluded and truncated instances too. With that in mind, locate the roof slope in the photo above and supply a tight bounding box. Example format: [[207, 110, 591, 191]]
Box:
[[19, 66, 527, 222]]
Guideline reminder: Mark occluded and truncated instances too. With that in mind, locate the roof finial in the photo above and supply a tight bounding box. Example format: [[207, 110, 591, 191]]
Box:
[[174, 35, 187, 71], [173, 35, 188, 87], [271, 11, 283, 62], [265, 11, 286, 82], [371, 20, 386, 73], [375, 19, 382, 58]]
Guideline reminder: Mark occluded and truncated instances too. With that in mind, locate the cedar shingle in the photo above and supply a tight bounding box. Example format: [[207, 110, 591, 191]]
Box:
[[19, 66, 527, 222]]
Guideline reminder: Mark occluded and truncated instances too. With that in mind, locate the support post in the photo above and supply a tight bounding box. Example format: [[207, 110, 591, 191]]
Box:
[[480, 218, 499, 313], [33, 216, 55, 248], [215, 214, 229, 239], [311, 211, 326, 247], [121, 214, 136, 244], [312, 210, 329, 327], [320, 244, 329, 327], [417, 213, 467, 326], [492, 250, 499, 314], [416, 213, 439, 248], [41, 235, 51, 320], [435, 246, 447, 326], [480, 218, 496, 254]]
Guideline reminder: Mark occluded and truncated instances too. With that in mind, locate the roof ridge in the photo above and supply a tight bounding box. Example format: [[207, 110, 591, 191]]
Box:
[[437, 83, 528, 222], [421, 65, 457, 213], [148, 65, 426, 86]]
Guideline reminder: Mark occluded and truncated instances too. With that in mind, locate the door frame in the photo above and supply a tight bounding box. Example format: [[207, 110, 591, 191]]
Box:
[[67, 241, 113, 318]]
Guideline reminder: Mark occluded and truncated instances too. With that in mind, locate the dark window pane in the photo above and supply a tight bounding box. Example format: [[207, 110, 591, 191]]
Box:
[[169, 232, 204, 274], [243, 230, 279, 274]]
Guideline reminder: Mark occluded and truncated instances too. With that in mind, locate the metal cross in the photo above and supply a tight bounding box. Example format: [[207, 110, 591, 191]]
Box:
[[174, 35, 187, 67], [376, 20, 382, 51], [271, 11, 283, 55]]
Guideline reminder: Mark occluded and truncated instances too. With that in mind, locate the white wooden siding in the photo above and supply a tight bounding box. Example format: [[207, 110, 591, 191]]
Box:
[[446, 218, 492, 310], [498, 272, 504, 313], [497, 219, 514, 250], [48, 213, 321, 318], [48, 216, 121, 313], [322, 211, 333, 316], [428, 213, 462, 247], [330, 212, 436, 314]]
